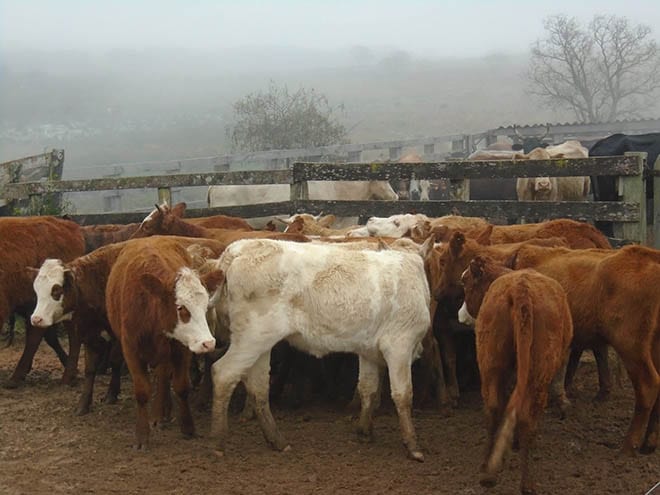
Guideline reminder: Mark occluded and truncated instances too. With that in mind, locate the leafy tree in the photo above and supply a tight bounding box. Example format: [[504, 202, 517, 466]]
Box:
[[527, 14, 660, 122], [228, 81, 348, 152]]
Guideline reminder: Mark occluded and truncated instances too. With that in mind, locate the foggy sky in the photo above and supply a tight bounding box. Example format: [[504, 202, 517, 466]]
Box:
[[2, 0, 659, 58]]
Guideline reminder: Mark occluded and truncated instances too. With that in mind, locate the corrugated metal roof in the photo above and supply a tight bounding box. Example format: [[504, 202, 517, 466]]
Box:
[[495, 117, 660, 131]]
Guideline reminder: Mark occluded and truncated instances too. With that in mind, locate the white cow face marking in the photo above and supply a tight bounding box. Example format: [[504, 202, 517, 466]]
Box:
[[31, 259, 73, 328], [458, 301, 475, 326], [166, 267, 216, 354], [366, 214, 423, 238]]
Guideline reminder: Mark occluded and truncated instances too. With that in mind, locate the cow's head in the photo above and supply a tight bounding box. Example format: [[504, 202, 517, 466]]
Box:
[[368, 181, 399, 201], [31, 259, 76, 328], [131, 202, 187, 238], [365, 213, 427, 238], [142, 267, 223, 354], [458, 255, 511, 326]]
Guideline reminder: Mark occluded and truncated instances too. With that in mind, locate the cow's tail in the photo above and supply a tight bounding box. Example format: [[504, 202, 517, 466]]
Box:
[[486, 281, 534, 474]]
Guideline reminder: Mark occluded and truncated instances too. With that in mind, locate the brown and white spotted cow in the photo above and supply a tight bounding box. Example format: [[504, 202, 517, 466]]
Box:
[[1, 216, 86, 388], [106, 236, 224, 450]]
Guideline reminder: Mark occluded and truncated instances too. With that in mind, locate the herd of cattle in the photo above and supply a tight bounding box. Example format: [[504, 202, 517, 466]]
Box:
[[1, 132, 660, 495]]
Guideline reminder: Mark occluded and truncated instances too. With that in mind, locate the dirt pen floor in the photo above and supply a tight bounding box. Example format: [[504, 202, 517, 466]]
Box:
[[0, 338, 658, 495]]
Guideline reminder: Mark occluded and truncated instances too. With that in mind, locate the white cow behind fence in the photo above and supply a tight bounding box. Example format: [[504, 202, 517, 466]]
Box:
[[207, 180, 398, 229]]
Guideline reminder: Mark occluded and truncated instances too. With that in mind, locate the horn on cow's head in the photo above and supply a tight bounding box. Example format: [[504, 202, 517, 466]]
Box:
[[513, 124, 523, 140], [313, 212, 324, 222], [540, 124, 551, 140]]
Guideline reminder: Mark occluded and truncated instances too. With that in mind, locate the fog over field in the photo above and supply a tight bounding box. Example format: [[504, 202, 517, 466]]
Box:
[[1, 0, 659, 172]]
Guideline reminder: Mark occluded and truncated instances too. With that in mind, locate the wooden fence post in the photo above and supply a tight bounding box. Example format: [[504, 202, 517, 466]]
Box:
[[616, 152, 647, 244], [290, 164, 309, 214], [158, 187, 172, 206], [654, 156, 660, 249]]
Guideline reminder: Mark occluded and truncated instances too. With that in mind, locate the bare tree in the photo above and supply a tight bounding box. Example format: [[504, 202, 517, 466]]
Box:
[[527, 14, 660, 122], [229, 81, 348, 152]]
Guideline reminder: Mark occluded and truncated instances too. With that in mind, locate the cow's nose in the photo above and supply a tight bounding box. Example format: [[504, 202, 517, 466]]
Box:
[[201, 340, 216, 352], [31, 315, 44, 327]]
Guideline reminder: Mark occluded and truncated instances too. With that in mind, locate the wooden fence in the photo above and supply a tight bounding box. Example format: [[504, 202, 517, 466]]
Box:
[[1, 152, 653, 246]]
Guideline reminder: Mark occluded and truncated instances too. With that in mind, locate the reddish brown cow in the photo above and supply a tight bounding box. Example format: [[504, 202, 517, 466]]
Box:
[[512, 244, 660, 454], [458, 256, 573, 494], [430, 219, 611, 250], [31, 236, 226, 416], [1, 216, 86, 388], [131, 203, 310, 245], [80, 223, 140, 252], [106, 237, 224, 450], [428, 231, 571, 404]]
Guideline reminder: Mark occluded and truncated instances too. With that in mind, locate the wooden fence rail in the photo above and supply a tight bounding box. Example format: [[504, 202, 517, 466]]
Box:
[[0, 153, 651, 245]]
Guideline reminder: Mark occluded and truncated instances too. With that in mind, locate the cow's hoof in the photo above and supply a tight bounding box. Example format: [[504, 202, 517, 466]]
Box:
[[75, 405, 90, 416], [3, 377, 23, 389], [103, 394, 118, 405], [479, 472, 498, 488], [133, 443, 149, 452], [593, 390, 611, 402], [409, 450, 424, 462], [639, 443, 656, 455]]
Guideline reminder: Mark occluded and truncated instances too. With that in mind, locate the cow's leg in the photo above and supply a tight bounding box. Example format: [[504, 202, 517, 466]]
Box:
[[383, 348, 423, 462], [60, 320, 80, 385], [245, 351, 289, 451], [170, 345, 195, 438], [75, 339, 104, 415], [124, 350, 151, 451], [435, 311, 460, 406], [640, 339, 660, 454], [564, 346, 582, 397], [356, 356, 383, 440], [103, 339, 123, 404], [620, 351, 660, 455], [5, 323, 49, 388], [212, 341, 272, 453], [592, 341, 612, 402], [152, 363, 173, 428], [479, 371, 507, 487], [518, 409, 540, 495], [550, 348, 571, 418]]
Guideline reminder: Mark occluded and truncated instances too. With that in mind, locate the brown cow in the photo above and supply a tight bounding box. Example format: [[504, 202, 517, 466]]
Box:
[[280, 213, 360, 237], [458, 256, 573, 494], [1, 216, 86, 388], [512, 243, 660, 454], [430, 232, 571, 405], [30, 236, 226, 416], [106, 236, 224, 450], [131, 203, 310, 245], [80, 223, 140, 252], [430, 219, 611, 250]]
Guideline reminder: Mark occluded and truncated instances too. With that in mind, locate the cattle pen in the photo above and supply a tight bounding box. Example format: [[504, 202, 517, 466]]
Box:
[[0, 151, 654, 246]]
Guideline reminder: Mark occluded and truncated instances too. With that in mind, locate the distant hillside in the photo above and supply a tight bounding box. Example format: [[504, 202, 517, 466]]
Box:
[[1, 47, 658, 171]]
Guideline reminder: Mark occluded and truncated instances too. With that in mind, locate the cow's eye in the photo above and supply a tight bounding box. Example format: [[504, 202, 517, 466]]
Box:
[[51, 284, 63, 301], [177, 305, 191, 323]]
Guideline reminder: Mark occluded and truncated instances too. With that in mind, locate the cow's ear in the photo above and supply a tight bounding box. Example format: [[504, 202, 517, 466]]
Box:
[[377, 238, 390, 251], [432, 225, 450, 243], [449, 231, 465, 257], [470, 257, 485, 279], [475, 225, 493, 246], [419, 235, 435, 259], [317, 214, 336, 228], [140, 273, 171, 303], [200, 269, 224, 294], [265, 220, 277, 232], [172, 202, 187, 218], [63, 268, 75, 288]]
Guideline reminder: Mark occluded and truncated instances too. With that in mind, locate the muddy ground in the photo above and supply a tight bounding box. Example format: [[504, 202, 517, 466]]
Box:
[[0, 338, 658, 495]]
